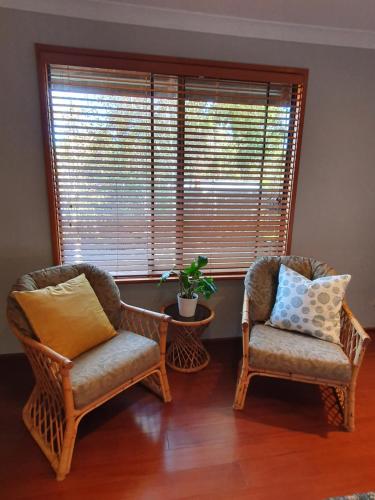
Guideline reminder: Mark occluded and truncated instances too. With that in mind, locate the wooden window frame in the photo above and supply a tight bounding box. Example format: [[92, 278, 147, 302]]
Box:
[[36, 43, 308, 283]]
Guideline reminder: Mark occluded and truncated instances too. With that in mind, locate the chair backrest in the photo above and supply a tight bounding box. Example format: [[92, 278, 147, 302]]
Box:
[[7, 263, 121, 339], [244, 256, 336, 323]]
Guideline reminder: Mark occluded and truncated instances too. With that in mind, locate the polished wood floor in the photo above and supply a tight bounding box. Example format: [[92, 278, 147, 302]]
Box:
[[1, 339, 374, 500]]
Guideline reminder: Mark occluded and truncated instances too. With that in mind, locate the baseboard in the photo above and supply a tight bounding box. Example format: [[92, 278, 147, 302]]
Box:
[[0, 351, 25, 359], [203, 337, 241, 344]]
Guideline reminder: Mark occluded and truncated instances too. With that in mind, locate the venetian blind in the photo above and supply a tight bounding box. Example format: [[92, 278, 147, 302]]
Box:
[[47, 63, 303, 277]]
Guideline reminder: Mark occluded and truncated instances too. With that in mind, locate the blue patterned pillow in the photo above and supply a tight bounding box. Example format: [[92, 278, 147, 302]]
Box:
[[266, 264, 351, 344]]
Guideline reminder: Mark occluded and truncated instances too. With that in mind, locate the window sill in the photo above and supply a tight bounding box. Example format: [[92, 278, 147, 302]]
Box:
[[114, 273, 245, 285]]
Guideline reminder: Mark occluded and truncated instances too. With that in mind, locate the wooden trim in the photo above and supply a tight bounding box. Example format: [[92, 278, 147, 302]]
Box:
[[201, 336, 242, 346], [35, 44, 308, 84], [36, 43, 308, 279], [35, 47, 61, 264], [114, 272, 246, 284], [0, 352, 27, 361], [285, 80, 308, 255]]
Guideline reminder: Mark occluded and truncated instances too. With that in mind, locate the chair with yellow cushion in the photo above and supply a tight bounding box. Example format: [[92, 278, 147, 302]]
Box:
[[7, 263, 171, 480]]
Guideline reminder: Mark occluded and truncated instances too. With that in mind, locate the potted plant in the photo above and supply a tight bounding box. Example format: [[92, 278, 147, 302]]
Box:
[[159, 256, 217, 317]]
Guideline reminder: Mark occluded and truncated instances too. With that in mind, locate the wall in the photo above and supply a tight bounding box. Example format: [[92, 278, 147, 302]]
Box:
[[1, 7, 374, 354]]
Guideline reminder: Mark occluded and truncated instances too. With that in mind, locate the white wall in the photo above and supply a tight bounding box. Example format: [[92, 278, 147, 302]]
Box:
[[1, 7, 374, 354]]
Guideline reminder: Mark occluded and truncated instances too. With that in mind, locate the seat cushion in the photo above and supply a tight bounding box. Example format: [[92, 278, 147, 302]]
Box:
[[70, 330, 160, 409], [249, 324, 351, 383]]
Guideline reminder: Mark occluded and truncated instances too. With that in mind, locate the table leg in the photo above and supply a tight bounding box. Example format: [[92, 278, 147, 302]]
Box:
[[167, 328, 210, 373]]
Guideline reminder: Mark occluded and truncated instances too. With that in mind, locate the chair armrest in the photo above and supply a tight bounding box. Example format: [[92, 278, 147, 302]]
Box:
[[120, 301, 171, 355], [11, 327, 75, 412], [241, 292, 251, 362], [15, 330, 73, 369], [340, 303, 371, 367]]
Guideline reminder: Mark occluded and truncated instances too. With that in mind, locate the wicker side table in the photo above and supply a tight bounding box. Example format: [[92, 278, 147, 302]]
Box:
[[161, 303, 215, 373]]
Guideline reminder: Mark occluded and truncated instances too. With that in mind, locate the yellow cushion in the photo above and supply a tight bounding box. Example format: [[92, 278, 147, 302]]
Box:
[[11, 274, 117, 359]]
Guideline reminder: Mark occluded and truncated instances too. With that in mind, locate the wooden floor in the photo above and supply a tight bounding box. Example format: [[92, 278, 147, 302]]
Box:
[[1, 339, 374, 500]]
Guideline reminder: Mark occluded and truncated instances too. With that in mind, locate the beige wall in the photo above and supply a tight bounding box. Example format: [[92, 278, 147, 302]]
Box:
[[1, 8, 374, 354]]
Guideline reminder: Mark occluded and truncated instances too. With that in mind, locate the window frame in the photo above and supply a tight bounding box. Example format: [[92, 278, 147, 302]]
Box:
[[36, 44, 308, 283]]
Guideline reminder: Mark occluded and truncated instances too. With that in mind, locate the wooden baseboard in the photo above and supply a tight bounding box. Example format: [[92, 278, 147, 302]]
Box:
[[203, 337, 241, 344], [0, 351, 25, 360]]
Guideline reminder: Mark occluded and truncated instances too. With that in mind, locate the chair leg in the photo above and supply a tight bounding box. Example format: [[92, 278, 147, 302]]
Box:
[[56, 419, 79, 481], [344, 385, 355, 432], [233, 362, 251, 410], [142, 369, 172, 403], [159, 366, 172, 403]]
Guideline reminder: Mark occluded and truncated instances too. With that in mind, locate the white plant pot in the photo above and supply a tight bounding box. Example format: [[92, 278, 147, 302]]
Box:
[[177, 293, 198, 317]]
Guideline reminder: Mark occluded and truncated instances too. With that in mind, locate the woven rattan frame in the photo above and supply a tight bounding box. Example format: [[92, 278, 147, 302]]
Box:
[[161, 304, 215, 373], [233, 291, 370, 431], [9, 301, 172, 481]]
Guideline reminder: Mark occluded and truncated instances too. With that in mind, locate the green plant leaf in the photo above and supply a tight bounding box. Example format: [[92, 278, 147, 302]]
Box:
[[184, 260, 196, 275], [158, 256, 217, 300], [180, 271, 190, 290], [197, 255, 208, 269], [195, 276, 218, 299]]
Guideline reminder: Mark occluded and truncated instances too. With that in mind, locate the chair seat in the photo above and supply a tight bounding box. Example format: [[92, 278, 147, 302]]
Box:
[[249, 324, 351, 383], [71, 330, 160, 409]]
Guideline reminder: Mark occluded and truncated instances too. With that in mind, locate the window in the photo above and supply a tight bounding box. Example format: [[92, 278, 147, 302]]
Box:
[[37, 45, 307, 279]]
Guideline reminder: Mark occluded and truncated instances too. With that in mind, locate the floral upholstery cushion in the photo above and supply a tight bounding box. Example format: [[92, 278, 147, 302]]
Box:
[[7, 263, 121, 339], [70, 330, 160, 409], [244, 256, 336, 322], [266, 264, 351, 344], [249, 323, 351, 383]]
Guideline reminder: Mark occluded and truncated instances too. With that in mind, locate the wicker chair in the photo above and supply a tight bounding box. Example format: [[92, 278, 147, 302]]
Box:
[[233, 256, 370, 431], [7, 263, 172, 480]]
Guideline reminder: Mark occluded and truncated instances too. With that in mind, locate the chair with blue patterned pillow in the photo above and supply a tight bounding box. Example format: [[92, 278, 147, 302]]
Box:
[[233, 255, 370, 431]]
